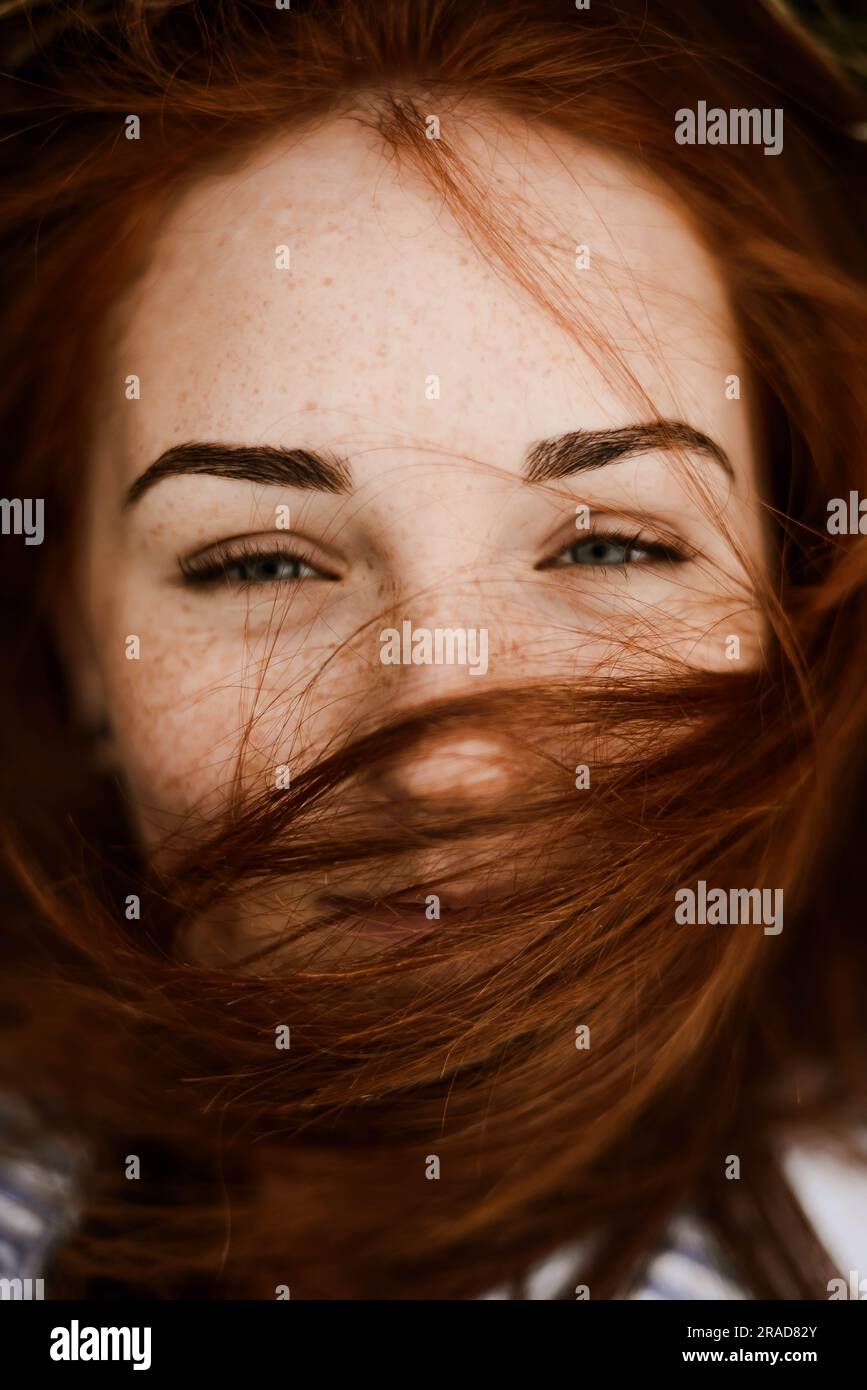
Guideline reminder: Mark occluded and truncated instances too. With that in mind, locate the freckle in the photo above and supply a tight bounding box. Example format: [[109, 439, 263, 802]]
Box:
[[303, 400, 317, 412], [322, 276, 333, 287]]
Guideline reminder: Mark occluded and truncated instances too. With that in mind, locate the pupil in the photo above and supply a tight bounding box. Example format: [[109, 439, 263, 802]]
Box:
[[224, 556, 298, 581], [574, 539, 627, 564]]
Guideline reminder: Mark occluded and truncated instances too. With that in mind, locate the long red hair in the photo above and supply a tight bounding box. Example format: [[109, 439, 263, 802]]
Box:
[[1, 0, 866, 1298]]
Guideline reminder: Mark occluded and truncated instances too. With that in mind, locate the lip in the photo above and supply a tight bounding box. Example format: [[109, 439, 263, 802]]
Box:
[[321, 894, 441, 937], [320, 888, 489, 938]]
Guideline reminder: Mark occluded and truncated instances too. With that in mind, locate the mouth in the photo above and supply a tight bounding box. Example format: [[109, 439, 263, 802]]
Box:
[[319, 886, 493, 938]]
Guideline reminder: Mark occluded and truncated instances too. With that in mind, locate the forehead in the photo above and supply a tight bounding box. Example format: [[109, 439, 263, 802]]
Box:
[[105, 108, 752, 480]]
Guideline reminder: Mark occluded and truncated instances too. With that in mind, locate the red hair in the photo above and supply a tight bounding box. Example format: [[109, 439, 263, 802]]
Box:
[[0, 0, 866, 1298]]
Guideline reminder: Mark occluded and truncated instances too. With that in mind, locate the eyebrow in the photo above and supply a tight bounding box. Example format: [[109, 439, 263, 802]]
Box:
[[123, 419, 732, 508], [123, 442, 352, 508], [523, 421, 734, 484]]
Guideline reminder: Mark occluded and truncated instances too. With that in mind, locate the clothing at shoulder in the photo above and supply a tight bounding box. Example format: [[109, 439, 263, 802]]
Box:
[[479, 1136, 867, 1299], [0, 1095, 82, 1286], [477, 1214, 746, 1300]]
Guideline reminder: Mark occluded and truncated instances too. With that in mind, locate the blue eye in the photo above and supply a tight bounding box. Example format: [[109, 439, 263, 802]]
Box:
[[222, 554, 317, 583], [179, 544, 332, 588], [564, 537, 636, 566], [545, 529, 686, 570]]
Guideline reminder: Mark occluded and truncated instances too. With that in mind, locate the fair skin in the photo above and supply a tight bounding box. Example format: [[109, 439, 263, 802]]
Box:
[[72, 107, 766, 959]]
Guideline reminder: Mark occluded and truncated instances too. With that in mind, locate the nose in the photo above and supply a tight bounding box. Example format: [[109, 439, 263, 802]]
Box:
[[366, 728, 520, 809]]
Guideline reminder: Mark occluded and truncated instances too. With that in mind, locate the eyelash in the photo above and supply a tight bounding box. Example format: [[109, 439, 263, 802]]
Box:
[[178, 525, 690, 590], [538, 527, 691, 573], [178, 539, 331, 589]]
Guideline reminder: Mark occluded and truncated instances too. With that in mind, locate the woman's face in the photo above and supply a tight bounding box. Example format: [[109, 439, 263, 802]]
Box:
[[76, 109, 765, 863]]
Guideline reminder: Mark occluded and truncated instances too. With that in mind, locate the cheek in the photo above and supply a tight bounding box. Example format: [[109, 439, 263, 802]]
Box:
[[98, 604, 363, 841], [662, 594, 765, 671], [103, 632, 240, 838], [99, 580, 763, 842]]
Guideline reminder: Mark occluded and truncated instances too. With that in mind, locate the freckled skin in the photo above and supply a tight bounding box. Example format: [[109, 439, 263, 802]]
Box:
[[76, 110, 766, 856]]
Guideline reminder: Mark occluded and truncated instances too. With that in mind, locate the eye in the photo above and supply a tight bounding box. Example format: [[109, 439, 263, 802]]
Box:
[[540, 528, 690, 572], [222, 553, 318, 584], [178, 540, 336, 589]]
